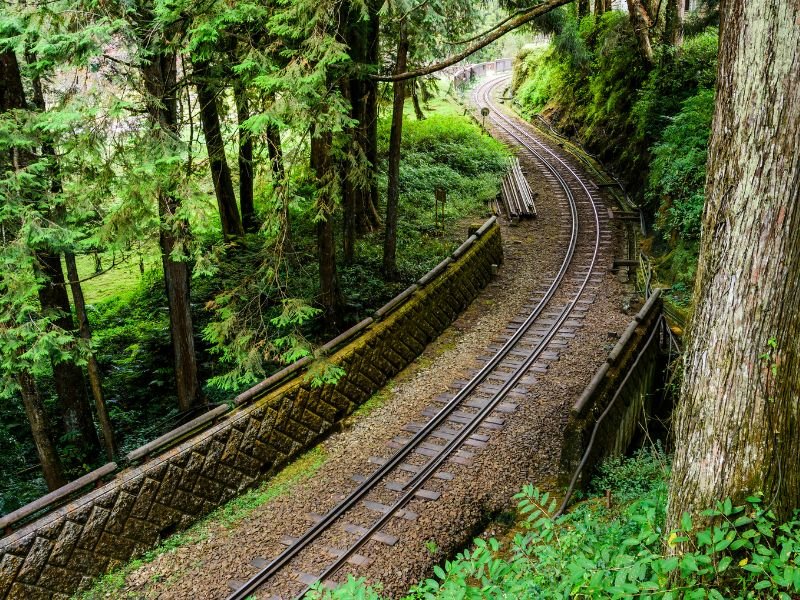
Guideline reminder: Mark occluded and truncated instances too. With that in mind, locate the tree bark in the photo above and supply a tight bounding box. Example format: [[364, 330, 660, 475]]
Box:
[[363, 0, 382, 231], [411, 79, 425, 120], [193, 58, 244, 241], [578, 0, 590, 18], [626, 0, 655, 66], [341, 0, 381, 264], [35, 252, 100, 455], [65, 253, 116, 460], [233, 80, 256, 233], [0, 50, 26, 115], [310, 129, 344, 328], [17, 371, 66, 491], [140, 47, 203, 413], [667, 0, 800, 531], [664, 0, 685, 47], [382, 21, 408, 281]]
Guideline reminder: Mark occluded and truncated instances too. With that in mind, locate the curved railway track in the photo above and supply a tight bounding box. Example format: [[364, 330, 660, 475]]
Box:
[[226, 74, 609, 600]]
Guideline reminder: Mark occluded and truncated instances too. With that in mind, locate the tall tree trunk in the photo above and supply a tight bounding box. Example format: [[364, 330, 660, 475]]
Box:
[[18, 371, 66, 491], [382, 21, 408, 281], [341, 78, 358, 264], [65, 253, 116, 460], [578, 0, 590, 18], [594, 0, 605, 15], [233, 80, 256, 233], [340, 0, 381, 263], [362, 0, 382, 232], [664, 0, 685, 47], [626, 0, 655, 66], [140, 48, 203, 413], [266, 120, 290, 246], [35, 252, 100, 455], [25, 56, 100, 459], [667, 0, 800, 531], [310, 129, 343, 328], [193, 59, 244, 241], [411, 79, 425, 120]]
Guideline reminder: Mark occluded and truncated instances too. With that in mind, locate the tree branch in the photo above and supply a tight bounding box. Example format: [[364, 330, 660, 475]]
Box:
[[372, 0, 572, 82]]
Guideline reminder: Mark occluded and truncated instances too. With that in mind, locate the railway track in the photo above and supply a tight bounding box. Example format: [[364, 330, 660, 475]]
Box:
[[226, 75, 609, 600]]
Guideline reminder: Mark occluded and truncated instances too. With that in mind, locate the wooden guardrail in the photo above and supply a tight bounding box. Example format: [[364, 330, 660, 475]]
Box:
[[0, 216, 501, 534]]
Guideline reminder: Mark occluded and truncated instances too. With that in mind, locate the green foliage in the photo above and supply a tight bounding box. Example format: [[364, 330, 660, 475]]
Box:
[[316, 449, 800, 599], [590, 442, 669, 502], [512, 12, 719, 290], [647, 89, 715, 239]]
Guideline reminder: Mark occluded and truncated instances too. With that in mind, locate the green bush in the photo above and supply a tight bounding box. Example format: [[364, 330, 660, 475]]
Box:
[[647, 89, 715, 239], [309, 449, 800, 599], [512, 12, 719, 295]]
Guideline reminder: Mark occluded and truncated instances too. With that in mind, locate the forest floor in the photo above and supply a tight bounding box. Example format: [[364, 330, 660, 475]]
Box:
[[80, 78, 635, 599]]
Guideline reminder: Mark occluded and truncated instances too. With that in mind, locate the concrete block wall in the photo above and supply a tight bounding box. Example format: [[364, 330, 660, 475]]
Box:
[[560, 300, 664, 489], [0, 223, 502, 599]]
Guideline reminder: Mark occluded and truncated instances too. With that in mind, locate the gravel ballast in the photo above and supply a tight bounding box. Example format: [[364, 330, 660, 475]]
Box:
[[109, 80, 632, 600]]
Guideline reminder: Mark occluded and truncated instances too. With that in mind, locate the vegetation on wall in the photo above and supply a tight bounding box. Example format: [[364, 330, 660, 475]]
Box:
[[0, 95, 507, 515], [512, 9, 718, 296]]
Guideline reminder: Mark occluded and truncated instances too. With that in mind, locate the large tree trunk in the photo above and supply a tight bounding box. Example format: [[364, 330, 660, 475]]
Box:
[[340, 0, 381, 264], [667, 0, 800, 531], [140, 48, 203, 413], [360, 0, 382, 234], [382, 21, 408, 281], [193, 59, 244, 241], [665, 0, 685, 47], [65, 253, 116, 460], [17, 371, 66, 491], [626, 0, 654, 66], [233, 80, 256, 233], [36, 252, 100, 455], [578, 0, 590, 18], [310, 129, 344, 329]]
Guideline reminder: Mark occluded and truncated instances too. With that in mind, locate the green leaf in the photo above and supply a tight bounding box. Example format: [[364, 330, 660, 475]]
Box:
[[681, 512, 693, 532], [717, 556, 732, 572], [754, 580, 773, 590]]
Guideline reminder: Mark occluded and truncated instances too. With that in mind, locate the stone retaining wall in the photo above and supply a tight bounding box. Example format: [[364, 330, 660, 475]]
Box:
[[0, 223, 502, 600], [560, 295, 665, 489]]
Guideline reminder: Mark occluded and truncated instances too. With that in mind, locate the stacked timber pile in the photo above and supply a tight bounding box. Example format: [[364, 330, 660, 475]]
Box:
[[499, 157, 538, 220]]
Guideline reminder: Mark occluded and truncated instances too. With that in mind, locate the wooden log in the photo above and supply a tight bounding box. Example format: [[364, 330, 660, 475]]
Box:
[[126, 404, 229, 462], [0, 462, 117, 532]]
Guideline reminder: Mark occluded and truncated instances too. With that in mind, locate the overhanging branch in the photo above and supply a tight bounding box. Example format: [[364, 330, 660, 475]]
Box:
[[372, 0, 572, 82]]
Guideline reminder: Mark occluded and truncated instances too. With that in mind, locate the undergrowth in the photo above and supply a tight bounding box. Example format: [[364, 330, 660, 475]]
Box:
[[512, 9, 718, 300], [309, 447, 800, 599]]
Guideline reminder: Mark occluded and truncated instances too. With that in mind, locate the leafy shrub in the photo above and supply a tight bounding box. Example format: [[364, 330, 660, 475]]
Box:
[[591, 442, 669, 502], [647, 89, 715, 240], [309, 450, 800, 599]]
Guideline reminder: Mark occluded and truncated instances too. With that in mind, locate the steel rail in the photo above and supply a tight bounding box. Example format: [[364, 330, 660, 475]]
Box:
[[228, 74, 601, 600], [287, 76, 602, 599]]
